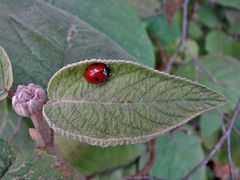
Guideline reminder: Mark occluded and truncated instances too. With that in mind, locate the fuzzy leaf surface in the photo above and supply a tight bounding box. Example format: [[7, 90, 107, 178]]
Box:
[[43, 60, 227, 146], [0, 47, 13, 100]]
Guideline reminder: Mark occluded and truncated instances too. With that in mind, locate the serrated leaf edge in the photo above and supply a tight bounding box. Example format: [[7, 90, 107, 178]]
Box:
[[43, 59, 228, 147]]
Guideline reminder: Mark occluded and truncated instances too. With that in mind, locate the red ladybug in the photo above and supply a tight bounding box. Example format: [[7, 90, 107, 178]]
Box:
[[84, 63, 111, 84]]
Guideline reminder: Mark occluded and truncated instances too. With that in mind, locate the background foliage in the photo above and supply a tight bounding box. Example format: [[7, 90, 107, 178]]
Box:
[[0, 0, 240, 179]]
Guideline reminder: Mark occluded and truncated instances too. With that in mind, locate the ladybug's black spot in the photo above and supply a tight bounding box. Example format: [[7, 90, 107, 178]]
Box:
[[95, 78, 99, 81], [103, 64, 111, 77], [102, 69, 107, 76]]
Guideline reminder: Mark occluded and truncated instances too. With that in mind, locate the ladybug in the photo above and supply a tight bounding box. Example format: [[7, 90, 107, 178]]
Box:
[[84, 63, 111, 84]]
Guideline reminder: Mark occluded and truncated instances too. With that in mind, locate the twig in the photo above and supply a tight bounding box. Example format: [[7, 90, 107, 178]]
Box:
[[127, 139, 157, 179], [165, 0, 189, 73], [226, 132, 236, 180], [150, 35, 168, 70], [182, 99, 240, 180]]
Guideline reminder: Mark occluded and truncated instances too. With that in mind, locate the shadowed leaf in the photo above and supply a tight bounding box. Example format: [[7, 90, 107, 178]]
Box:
[[0, 0, 146, 89], [2, 150, 75, 179], [0, 137, 16, 177], [54, 134, 145, 176], [44, 0, 155, 67]]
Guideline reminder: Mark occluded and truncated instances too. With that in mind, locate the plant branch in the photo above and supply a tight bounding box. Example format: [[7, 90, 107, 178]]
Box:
[[182, 99, 240, 180], [165, 0, 189, 73], [127, 139, 157, 179], [226, 132, 236, 180]]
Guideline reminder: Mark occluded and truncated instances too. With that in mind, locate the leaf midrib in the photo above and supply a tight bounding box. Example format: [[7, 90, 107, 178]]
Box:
[[48, 97, 225, 105]]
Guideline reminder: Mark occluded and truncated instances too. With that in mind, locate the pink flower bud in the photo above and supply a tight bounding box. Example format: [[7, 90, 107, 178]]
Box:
[[12, 83, 46, 117]]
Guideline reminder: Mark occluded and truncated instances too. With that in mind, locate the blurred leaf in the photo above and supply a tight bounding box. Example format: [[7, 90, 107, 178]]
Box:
[[44, 0, 155, 68], [0, 0, 147, 89], [200, 111, 221, 149], [196, 6, 219, 28], [176, 54, 240, 109], [43, 60, 226, 146], [151, 132, 206, 179], [145, 14, 180, 43], [54, 134, 145, 176], [0, 100, 33, 150], [206, 31, 240, 59], [132, 0, 160, 18], [163, 0, 181, 23], [0, 137, 17, 177], [225, 10, 240, 35], [216, 0, 240, 10], [189, 21, 203, 39], [145, 14, 180, 49], [0, 47, 13, 100], [215, 130, 240, 167], [2, 150, 75, 179]]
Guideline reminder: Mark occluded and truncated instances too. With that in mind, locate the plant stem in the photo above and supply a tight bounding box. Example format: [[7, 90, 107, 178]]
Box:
[[30, 110, 53, 148], [165, 0, 189, 73], [127, 139, 157, 179], [182, 99, 240, 180], [227, 131, 236, 180]]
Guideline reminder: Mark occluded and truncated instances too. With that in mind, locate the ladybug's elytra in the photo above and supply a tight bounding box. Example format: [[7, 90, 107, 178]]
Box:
[[84, 63, 111, 84]]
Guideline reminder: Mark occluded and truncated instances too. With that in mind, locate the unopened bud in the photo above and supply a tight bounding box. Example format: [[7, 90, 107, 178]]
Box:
[[12, 83, 46, 117]]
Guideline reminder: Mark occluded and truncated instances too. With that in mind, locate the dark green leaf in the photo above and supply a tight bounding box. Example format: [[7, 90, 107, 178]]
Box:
[[196, 7, 219, 28], [216, 0, 240, 10], [0, 137, 16, 177], [2, 150, 75, 179], [151, 132, 206, 179], [200, 111, 221, 149], [0, 99, 33, 150], [44, 0, 155, 67], [54, 134, 145, 176], [145, 14, 180, 49], [0, 0, 146, 89]]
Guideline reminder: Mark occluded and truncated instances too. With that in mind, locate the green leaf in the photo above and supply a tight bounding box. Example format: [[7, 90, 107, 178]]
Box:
[[225, 10, 240, 35], [44, 0, 154, 67], [216, 0, 240, 10], [206, 31, 240, 59], [0, 137, 16, 177], [199, 111, 221, 149], [150, 132, 206, 179], [0, 47, 13, 100], [0, 99, 33, 150], [189, 21, 203, 40], [145, 14, 180, 48], [54, 134, 145, 176], [43, 60, 227, 146], [0, 0, 145, 89], [175, 54, 240, 109], [2, 150, 75, 179], [196, 6, 219, 28]]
